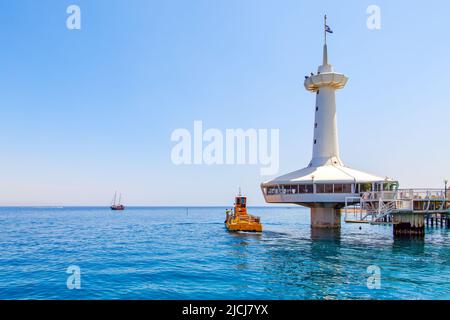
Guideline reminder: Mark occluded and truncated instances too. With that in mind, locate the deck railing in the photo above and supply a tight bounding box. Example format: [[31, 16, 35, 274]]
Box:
[[345, 189, 449, 223], [361, 189, 448, 201]]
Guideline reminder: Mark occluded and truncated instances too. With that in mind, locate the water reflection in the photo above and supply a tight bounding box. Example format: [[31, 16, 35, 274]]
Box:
[[221, 230, 265, 294], [310, 227, 341, 242], [392, 237, 425, 255], [224, 230, 262, 269], [307, 228, 344, 299], [249, 227, 345, 299]]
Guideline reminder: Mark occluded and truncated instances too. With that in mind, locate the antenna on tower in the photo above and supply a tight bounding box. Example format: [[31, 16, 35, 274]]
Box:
[[323, 15, 333, 66]]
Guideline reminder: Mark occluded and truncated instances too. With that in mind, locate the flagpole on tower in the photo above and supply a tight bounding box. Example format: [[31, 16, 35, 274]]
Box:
[[324, 14, 327, 46]]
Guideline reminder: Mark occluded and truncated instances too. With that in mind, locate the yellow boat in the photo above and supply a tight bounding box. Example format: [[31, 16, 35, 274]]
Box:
[[225, 193, 263, 232]]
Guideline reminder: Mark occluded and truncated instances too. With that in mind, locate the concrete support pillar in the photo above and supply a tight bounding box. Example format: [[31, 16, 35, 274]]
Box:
[[393, 213, 425, 237], [311, 207, 341, 229]]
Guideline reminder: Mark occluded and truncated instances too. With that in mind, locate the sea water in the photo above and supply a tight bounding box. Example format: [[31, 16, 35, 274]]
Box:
[[0, 206, 449, 300]]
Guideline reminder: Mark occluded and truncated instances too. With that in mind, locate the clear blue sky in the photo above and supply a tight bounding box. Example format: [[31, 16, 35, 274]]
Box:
[[0, 0, 449, 205]]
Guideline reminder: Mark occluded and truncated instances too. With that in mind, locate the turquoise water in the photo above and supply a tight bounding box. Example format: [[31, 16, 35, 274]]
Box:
[[0, 206, 449, 300]]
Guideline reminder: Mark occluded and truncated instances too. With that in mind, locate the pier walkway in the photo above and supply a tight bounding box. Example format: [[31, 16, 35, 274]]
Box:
[[344, 189, 450, 227]]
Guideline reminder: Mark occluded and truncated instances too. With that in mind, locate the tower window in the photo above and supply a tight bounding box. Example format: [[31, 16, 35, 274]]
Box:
[[317, 90, 320, 95], [315, 123, 318, 128], [316, 106, 318, 111], [314, 139, 317, 144]]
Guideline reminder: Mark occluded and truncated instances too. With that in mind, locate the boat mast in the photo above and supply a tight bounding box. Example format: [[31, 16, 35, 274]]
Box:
[[113, 191, 117, 206]]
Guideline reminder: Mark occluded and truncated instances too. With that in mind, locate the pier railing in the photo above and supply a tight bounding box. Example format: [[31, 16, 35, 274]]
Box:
[[345, 189, 449, 223], [360, 189, 447, 200]]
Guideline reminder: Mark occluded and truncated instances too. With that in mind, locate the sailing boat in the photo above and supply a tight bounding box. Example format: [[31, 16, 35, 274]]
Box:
[[110, 192, 125, 211]]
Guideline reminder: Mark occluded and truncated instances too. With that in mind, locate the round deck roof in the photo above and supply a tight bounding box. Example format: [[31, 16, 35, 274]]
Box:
[[263, 165, 391, 185]]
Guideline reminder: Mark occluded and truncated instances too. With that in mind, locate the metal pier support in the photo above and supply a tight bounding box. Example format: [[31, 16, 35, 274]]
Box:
[[393, 212, 425, 238]]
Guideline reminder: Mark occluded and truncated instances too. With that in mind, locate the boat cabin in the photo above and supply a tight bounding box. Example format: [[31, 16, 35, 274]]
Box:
[[234, 196, 248, 216]]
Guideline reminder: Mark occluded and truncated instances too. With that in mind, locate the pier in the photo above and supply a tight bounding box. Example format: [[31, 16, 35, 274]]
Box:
[[344, 189, 450, 237], [260, 16, 448, 240]]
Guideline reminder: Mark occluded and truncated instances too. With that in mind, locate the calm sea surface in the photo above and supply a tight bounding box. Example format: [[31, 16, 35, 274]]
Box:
[[0, 206, 449, 300]]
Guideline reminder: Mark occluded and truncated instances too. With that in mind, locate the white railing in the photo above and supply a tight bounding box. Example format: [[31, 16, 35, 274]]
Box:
[[345, 189, 449, 223]]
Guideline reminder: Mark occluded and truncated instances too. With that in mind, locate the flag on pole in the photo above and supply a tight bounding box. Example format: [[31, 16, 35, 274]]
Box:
[[325, 25, 333, 34]]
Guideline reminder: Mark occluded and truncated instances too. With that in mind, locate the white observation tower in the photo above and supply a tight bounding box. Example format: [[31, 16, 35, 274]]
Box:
[[261, 16, 398, 228]]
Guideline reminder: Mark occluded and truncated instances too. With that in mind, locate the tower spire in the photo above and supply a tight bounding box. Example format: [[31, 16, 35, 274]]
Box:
[[323, 43, 328, 66], [323, 15, 328, 66], [303, 15, 347, 167]]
